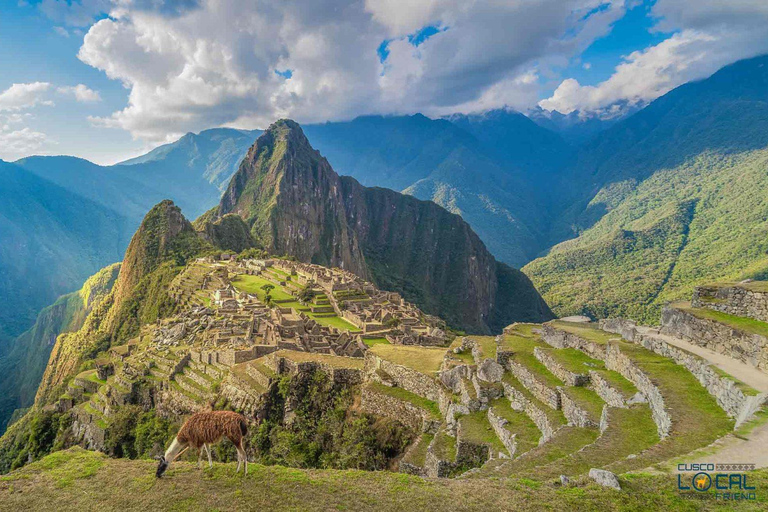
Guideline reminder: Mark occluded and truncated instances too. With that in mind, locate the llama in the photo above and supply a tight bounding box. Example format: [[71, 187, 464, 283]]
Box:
[[156, 410, 249, 478]]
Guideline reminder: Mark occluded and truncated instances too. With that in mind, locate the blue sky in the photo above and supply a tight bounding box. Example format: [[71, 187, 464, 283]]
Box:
[[0, 0, 766, 163]]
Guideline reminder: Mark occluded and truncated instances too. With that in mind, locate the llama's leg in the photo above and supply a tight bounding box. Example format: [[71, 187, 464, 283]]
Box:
[[205, 444, 212, 468], [197, 445, 204, 469], [236, 441, 247, 476]]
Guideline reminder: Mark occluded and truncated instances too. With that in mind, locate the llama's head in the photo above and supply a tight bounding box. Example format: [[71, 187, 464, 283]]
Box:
[[156, 456, 169, 478]]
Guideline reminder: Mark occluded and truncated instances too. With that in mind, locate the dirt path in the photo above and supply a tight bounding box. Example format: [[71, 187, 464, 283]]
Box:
[[635, 326, 768, 468], [635, 326, 768, 392]]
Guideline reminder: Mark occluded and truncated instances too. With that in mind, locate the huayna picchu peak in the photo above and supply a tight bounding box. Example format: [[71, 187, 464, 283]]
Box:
[[209, 119, 553, 334]]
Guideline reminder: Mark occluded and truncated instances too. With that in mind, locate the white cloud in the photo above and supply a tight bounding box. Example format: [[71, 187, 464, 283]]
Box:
[[58, 84, 102, 102], [53, 26, 70, 37], [0, 127, 49, 161], [0, 82, 53, 111], [74, 0, 627, 143], [540, 0, 768, 115]]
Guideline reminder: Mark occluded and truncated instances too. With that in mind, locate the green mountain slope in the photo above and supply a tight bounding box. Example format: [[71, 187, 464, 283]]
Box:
[[0, 264, 120, 432], [525, 55, 768, 322], [213, 119, 553, 333]]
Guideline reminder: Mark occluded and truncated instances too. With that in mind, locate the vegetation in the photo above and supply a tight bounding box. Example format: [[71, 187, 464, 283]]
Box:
[[366, 382, 441, 419], [252, 370, 413, 470], [6, 447, 767, 511]]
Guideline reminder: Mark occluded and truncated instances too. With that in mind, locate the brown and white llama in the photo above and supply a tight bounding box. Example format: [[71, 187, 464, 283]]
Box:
[[156, 410, 249, 477]]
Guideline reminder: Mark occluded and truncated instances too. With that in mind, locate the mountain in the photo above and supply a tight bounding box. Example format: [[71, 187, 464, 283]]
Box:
[[0, 264, 120, 432], [119, 127, 262, 193], [527, 105, 632, 146], [523, 54, 768, 322], [35, 201, 211, 406], [0, 161, 129, 344], [210, 119, 553, 333], [305, 113, 566, 266]]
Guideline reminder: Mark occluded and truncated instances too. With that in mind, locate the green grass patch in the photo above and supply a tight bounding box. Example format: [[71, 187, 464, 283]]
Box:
[[401, 433, 434, 467], [549, 321, 618, 345], [544, 348, 603, 375], [431, 429, 456, 461], [362, 337, 389, 347], [231, 274, 295, 301], [274, 350, 364, 369], [489, 399, 540, 454], [592, 369, 638, 399], [560, 387, 605, 423], [469, 336, 497, 360], [307, 313, 359, 332], [501, 335, 563, 388], [458, 412, 508, 454]]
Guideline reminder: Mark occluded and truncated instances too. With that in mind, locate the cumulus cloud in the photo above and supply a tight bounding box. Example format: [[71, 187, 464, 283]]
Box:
[[72, 0, 627, 142], [0, 82, 53, 111], [0, 127, 49, 161], [540, 0, 768, 115], [58, 84, 102, 102]]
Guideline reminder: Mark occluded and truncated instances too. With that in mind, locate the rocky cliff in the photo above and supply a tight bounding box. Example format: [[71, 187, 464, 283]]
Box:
[[213, 120, 552, 332]]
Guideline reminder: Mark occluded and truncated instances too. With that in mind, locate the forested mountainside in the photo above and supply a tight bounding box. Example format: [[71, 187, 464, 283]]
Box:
[[0, 264, 120, 432], [524, 54, 768, 322], [212, 120, 552, 333]]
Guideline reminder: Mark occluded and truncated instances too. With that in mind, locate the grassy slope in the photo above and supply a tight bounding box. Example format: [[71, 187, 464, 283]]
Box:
[[525, 147, 768, 324], [3, 448, 766, 511]]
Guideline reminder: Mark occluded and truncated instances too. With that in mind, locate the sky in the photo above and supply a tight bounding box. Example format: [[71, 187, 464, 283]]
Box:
[[0, 0, 767, 164]]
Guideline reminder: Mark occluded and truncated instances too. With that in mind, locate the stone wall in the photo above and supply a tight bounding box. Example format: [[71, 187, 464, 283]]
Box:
[[365, 352, 452, 413], [501, 381, 554, 443], [487, 408, 516, 457], [588, 371, 627, 408], [540, 324, 671, 437], [559, 388, 598, 428], [505, 360, 560, 409], [360, 385, 440, 433], [693, 285, 768, 323], [660, 306, 768, 372], [71, 406, 106, 451], [534, 347, 589, 386], [603, 316, 764, 426]]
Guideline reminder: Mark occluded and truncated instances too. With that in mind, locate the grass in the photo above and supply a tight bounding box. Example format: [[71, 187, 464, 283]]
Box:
[[469, 336, 497, 360], [369, 345, 446, 376], [672, 302, 768, 338], [501, 373, 566, 427], [549, 321, 618, 345], [362, 337, 390, 347], [401, 433, 434, 467], [592, 369, 639, 399], [366, 382, 441, 419], [489, 399, 541, 455], [431, 429, 457, 461], [3, 447, 768, 511], [549, 320, 737, 472], [532, 405, 659, 480], [559, 387, 605, 423], [543, 348, 603, 375], [500, 334, 564, 388], [459, 412, 507, 454], [480, 426, 599, 478], [274, 350, 364, 369], [307, 313, 359, 332], [231, 274, 295, 302]]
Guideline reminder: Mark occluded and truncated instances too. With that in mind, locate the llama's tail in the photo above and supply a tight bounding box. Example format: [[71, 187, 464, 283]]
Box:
[[239, 416, 248, 437]]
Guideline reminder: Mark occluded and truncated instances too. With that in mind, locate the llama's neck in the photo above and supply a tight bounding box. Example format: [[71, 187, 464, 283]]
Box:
[[164, 437, 186, 463]]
